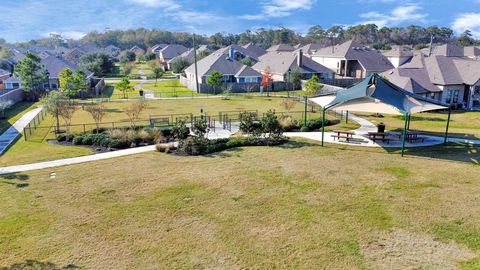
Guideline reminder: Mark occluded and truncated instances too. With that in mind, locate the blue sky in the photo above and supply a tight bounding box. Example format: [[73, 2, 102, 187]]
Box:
[[1, 0, 480, 42]]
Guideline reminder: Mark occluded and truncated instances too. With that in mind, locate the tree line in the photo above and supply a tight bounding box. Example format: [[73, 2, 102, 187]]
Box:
[[7, 24, 479, 52]]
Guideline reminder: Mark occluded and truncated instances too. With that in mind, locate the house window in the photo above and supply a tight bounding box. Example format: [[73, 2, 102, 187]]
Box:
[[446, 89, 460, 104], [12, 83, 19, 88], [430, 93, 436, 99]]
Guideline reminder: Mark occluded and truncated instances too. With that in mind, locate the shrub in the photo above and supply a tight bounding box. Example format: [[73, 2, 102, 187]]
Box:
[[137, 129, 151, 143], [109, 139, 129, 149], [73, 135, 85, 145], [160, 127, 173, 139], [279, 115, 298, 131], [226, 136, 246, 148], [261, 110, 283, 140], [172, 120, 190, 140], [178, 137, 209, 155], [125, 129, 137, 144], [56, 134, 67, 142], [92, 127, 107, 134], [108, 129, 125, 140], [156, 143, 168, 152], [300, 125, 310, 132], [306, 119, 323, 130]]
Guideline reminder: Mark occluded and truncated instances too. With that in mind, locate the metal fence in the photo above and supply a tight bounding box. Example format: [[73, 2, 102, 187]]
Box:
[[22, 108, 48, 141]]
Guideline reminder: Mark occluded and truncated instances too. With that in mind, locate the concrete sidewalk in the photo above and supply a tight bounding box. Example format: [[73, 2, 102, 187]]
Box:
[[0, 107, 43, 155], [0, 145, 157, 174]]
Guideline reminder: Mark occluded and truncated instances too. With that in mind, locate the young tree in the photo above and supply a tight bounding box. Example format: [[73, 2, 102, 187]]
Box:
[[207, 71, 223, 94], [122, 62, 134, 77], [58, 104, 77, 140], [281, 98, 296, 113], [304, 75, 324, 96], [290, 68, 302, 90], [85, 103, 106, 132], [261, 110, 283, 141], [261, 66, 273, 96], [239, 111, 258, 137], [222, 83, 233, 100], [59, 68, 76, 98], [152, 65, 164, 86], [245, 83, 258, 98], [41, 91, 68, 133], [116, 77, 134, 99], [125, 100, 147, 128], [14, 52, 47, 100]]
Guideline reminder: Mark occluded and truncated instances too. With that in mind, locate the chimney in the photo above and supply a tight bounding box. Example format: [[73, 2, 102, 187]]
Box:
[[229, 48, 235, 60], [297, 49, 303, 67]]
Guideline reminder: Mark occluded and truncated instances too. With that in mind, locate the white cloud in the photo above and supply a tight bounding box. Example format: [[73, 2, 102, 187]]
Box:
[[43, 31, 86, 40], [452, 12, 480, 38], [358, 4, 427, 27], [239, 0, 316, 20], [127, 0, 181, 9]]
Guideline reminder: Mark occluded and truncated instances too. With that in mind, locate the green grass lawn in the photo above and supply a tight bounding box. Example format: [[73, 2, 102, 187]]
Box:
[[1, 97, 357, 166], [0, 102, 36, 135], [141, 80, 205, 98], [356, 111, 480, 139], [0, 139, 479, 269]]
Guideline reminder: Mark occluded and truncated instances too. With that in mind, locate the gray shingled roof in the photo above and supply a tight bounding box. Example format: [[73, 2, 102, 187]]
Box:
[[159, 45, 189, 60], [431, 44, 464, 57], [242, 43, 267, 58], [41, 56, 94, 78], [383, 52, 480, 95], [382, 47, 414, 57], [168, 45, 210, 64], [184, 52, 260, 78], [216, 44, 260, 61], [252, 51, 333, 76], [295, 43, 324, 55], [267, 44, 296, 52], [0, 68, 10, 77], [314, 40, 394, 72], [464, 46, 480, 58]]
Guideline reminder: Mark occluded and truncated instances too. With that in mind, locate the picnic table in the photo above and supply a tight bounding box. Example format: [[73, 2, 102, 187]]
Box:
[[396, 131, 425, 143], [367, 132, 390, 143], [331, 130, 365, 143]]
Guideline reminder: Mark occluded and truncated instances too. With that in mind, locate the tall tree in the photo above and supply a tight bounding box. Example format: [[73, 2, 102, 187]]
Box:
[[152, 65, 164, 86], [73, 70, 89, 97], [116, 77, 134, 99], [14, 52, 47, 100], [59, 68, 75, 98], [207, 71, 224, 94]]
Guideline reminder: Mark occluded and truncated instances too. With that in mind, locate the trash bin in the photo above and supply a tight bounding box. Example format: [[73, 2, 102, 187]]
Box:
[[139, 90, 144, 96], [378, 122, 386, 133]]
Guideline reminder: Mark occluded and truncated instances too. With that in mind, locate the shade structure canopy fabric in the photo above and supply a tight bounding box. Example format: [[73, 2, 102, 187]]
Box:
[[310, 73, 448, 115], [310, 73, 452, 157]]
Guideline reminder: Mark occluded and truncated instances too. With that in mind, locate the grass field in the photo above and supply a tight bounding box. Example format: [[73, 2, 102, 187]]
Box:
[[0, 140, 479, 269], [0, 102, 36, 135], [357, 111, 480, 139], [1, 97, 357, 166], [142, 80, 205, 98]]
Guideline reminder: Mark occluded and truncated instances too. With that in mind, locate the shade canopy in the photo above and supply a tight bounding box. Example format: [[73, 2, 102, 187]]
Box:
[[310, 73, 448, 115]]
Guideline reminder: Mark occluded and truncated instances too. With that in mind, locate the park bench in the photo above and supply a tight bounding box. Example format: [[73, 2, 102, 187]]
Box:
[[150, 117, 170, 127]]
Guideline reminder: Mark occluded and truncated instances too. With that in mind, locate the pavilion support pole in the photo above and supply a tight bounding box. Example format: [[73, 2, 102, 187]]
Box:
[[304, 96, 308, 127], [444, 107, 452, 145], [346, 111, 349, 124], [407, 114, 411, 130], [401, 113, 409, 157], [321, 108, 326, 147]]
